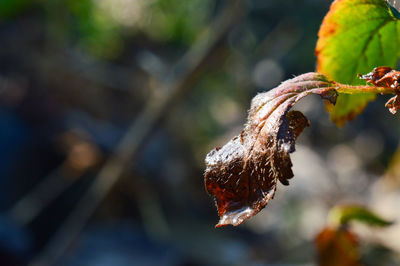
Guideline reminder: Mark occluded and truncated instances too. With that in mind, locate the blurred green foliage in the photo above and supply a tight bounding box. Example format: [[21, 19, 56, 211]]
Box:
[[145, 0, 214, 44], [328, 205, 392, 227], [0, 0, 32, 19], [0, 0, 214, 58]]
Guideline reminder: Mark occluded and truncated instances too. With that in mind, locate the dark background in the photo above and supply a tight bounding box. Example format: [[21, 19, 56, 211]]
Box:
[[1, 0, 400, 265]]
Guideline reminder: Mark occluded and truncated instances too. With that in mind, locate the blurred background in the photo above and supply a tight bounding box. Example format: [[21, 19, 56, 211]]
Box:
[[1, 0, 400, 265]]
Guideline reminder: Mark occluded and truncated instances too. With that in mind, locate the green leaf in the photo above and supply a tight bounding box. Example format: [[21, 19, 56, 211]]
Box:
[[316, 0, 400, 126], [328, 205, 392, 227]]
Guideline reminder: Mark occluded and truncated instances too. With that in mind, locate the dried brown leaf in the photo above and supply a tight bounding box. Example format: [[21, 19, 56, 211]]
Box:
[[385, 95, 400, 114], [359, 66, 400, 88], [204, 73, 338, 227], [359, 66, 400, 114]]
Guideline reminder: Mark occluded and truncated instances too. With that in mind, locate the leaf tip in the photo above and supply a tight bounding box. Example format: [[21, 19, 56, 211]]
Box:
[[215, 206, 255, 227]]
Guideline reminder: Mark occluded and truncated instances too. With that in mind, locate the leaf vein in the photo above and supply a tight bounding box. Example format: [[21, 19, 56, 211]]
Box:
[[352, 19, 394, 83]]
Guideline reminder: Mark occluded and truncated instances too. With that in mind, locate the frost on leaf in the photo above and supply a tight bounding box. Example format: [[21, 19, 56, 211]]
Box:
[[359, 66, 400, 114], [204, 73, 338, 227]]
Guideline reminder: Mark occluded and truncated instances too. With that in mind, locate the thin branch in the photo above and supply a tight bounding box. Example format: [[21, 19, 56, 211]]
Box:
[[8, 164, 77, 227]]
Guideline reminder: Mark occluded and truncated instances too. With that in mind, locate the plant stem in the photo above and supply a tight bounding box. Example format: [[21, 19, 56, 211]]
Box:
[[335, 83, 397, 95]]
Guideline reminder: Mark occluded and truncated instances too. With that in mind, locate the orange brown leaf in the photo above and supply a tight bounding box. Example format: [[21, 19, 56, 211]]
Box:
[[316, 227, 361, 266]]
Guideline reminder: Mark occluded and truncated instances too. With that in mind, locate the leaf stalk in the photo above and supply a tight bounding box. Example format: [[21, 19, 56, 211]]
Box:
[[335, 83, 397, 95]]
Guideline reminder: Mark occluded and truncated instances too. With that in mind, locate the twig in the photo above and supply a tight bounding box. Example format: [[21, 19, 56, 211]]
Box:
[[335, 83, 397, 94], [8, 164, 77, 227], [28, 1, 246, 265]]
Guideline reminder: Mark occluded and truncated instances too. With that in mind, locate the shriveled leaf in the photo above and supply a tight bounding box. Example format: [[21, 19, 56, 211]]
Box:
[[359, 66, 400, 88], [316, 227, 361, 266], [204, 73, 337, 227], [385, 95, 400, 114], [316, 0, 400, 126], [328, 205, 392, 227], [359, 66, 400, 114]]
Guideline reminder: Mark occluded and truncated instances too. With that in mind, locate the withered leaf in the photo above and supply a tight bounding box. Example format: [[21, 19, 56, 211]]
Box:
[[359, 66, 400, 89], [204, 73, 338, 227], [359, 66, 400, 114], [385, 96, 400, 115]]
